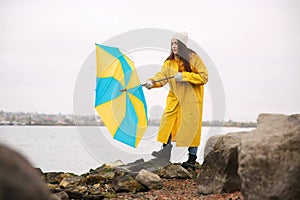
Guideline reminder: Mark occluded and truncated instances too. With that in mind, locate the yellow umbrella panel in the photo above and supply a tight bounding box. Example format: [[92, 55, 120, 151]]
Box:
[[95, 44, 148, 148]]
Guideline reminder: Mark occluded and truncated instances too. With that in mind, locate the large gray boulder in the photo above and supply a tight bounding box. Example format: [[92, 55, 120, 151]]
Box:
[[198, 132, 246, 194], [238, 114, 300, 200], [0, 144, 51, 200]]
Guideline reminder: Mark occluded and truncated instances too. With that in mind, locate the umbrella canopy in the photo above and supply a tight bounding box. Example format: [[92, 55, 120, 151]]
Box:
[[95, 44, 148, 148]]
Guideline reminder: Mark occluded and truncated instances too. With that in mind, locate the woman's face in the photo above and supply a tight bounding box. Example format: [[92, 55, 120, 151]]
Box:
[[171, 39, 179, 55]]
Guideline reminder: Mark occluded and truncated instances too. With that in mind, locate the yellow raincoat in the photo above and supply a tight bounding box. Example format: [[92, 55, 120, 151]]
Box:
[[150, 53, 208, 147]]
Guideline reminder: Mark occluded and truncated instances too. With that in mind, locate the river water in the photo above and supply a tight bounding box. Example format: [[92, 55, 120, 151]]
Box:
[[0, 126, 254, 174]]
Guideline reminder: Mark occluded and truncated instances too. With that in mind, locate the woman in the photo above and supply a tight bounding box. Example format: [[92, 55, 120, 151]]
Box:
[[144, 32, 208, 169]]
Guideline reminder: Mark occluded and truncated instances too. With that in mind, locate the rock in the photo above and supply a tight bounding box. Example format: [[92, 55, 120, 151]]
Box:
[[88, 161, 122, 175], [89, 184, 102, 195], [104, 159, 125, 168], [135, 169, 163, 190], [112, 174, 147, 192], [204, 132, 247, 158], [203, 135, 220, 158], [115, 158, 145, 173], [238, 114, 300, 200], [103, 171, 115, 179], [0, 143, 51, 200], [44, 172, 65, 184], [116, 158, 170, 175], [51, 191, 69, 200], [64, 185, 88, 199], [198, 132, 246, 194], [59, 177, 83, 189], [48, 183, 62, 193], [68, 185, 87, 194], [157, 164, 192, 179], [85, 172, 115, 185], [56, 173, 77, 184]]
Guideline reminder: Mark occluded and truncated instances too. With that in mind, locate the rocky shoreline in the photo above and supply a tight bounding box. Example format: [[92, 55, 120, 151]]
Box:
[[0, 113, 299, 200], [41, 160, 243, 200], [43, 158, 196, 199]]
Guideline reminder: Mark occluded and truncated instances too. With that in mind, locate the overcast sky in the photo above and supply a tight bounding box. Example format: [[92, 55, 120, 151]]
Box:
[[1, 0, 299, 121]]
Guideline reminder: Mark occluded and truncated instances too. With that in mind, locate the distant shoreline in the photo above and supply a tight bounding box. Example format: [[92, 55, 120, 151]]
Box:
[[0, 110, 257, 128], [0, 123, 257, 128]]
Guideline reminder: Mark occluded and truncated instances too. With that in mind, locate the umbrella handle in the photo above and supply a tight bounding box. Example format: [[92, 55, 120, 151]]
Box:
[[120, 76, 174, 92]]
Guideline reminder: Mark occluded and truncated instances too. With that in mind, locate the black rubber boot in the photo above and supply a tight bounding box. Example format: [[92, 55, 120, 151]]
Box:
[[151, 143, 173, 161], [181, 154, 197, 170]]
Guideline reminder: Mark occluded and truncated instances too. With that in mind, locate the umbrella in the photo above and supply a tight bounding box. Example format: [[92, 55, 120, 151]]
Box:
[[94, 44, 148, 148]]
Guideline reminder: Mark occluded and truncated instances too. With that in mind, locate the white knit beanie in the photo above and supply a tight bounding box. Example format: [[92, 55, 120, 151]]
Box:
[[172, 31, 188, 46]]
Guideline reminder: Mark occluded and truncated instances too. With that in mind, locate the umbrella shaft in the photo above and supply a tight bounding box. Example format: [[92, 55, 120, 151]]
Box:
[[155, 76, 175, 83], [141, 76, 174, 86], [121, 76, 174, 92]]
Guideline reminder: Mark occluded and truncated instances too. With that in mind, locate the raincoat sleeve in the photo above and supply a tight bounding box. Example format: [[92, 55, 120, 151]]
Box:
[[149, 61, 170, 88], [182, 54, 208, 85]]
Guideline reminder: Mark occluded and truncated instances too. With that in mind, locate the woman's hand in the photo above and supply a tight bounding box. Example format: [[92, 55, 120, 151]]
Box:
[[144, 80, 153, 89], [174, 72, 183, 82]]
